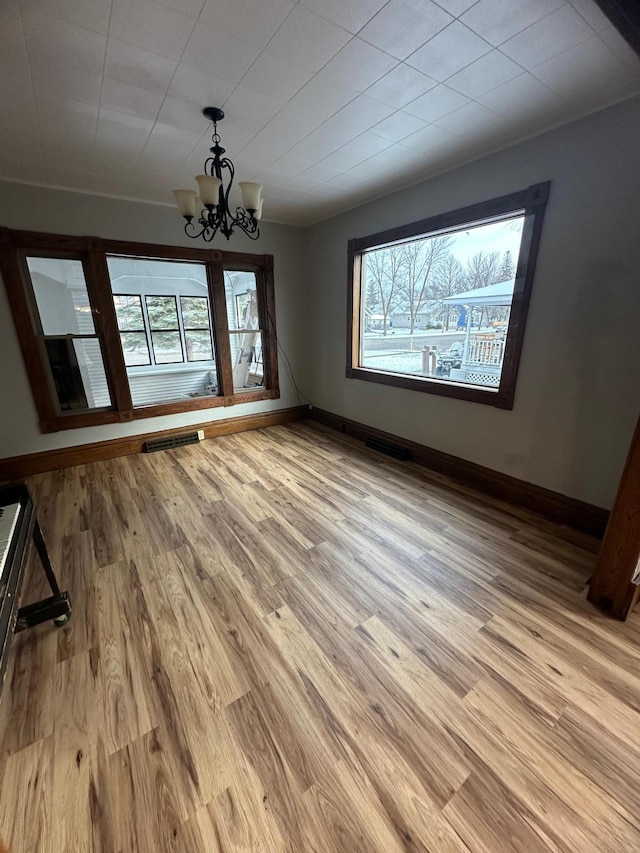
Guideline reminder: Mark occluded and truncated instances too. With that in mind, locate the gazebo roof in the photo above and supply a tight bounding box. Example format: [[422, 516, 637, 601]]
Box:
[[442, 279, 514, 307]]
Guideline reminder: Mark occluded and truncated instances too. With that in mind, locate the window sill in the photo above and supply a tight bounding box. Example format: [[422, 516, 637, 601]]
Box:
[[131, 387, 278, 420], [126, 362, 216, 376], [347, 366, 513, 409]]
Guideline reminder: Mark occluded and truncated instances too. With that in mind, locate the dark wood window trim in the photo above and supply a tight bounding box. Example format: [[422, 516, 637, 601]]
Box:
[[0, 228, 279, 433], [346, 182, 550, 410]]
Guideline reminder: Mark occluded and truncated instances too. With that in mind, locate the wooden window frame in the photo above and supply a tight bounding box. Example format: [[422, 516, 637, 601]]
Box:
[[0, 229, 279, 433], [346, 182, 550, 410]]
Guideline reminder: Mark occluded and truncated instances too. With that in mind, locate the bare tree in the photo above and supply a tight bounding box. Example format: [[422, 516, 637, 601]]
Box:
[[498, 250, 515, 282], [432, 254, 467, 331], [464, 250, 503, 329], [398, 235, 453, 335], [364, 247, 404, 336], [464, 250, 501, 290]]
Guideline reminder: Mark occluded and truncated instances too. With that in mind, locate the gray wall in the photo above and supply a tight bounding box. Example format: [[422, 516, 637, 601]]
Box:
[[307, 95, 640, 510], [0, 185, 309, 457], [2, 96, 640, 510]]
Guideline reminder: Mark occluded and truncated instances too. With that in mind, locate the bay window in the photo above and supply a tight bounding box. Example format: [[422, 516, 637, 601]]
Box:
[[0, 229, 279, 432]]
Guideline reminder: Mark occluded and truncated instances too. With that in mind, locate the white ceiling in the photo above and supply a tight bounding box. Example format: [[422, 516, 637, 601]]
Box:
[[0, 0, 638, 226]]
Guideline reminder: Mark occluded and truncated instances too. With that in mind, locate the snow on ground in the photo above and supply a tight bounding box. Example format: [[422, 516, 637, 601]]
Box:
[[361, 352, 424, 374]]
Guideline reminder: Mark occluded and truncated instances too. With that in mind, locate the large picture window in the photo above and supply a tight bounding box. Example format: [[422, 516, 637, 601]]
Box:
[[0, 230, 279, 432], [347, 183, 549, 409]]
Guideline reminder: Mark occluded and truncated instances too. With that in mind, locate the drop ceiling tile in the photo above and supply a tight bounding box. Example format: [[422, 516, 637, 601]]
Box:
[[323, 94, 395, 142], [182, 21, 262, 82], [282, 75, 359, 126], [156, 0, 206, 18], [222, 88, 286, 134], [126, 181, 176, 203], [157, 96, 211, 133], [500, 5, 594, 69], [31, 59, 103, 106], [365, 63, 437, 108], [446, 50, 522, 98], [0, 131, 44, 166], [0, 158, 49, 184], [104, 39, 178, 95], [23, 17, 107, 76], [305, 182, 345, 198], [47, 168, 100, 188], [460, 0, 565, 47], [241, 53, 315, 102], [567, 0, 610, 31], [300, 162, 342, 182], [532, 35, 639, 105], [101, 78, 165, 121], [136, 143, 188, 175], [269, 155, 315, 177], [20, 0, 112, 35], [45, 138, 93, 172], [109, 0, 195, 60], [94, 131, 148, 162], [299, 0, 388, 34], [322, 133, 390, 172], [252, 168, 292, 188], [199, 0, 295, 49], [398, 122, 455, 151], [597, 22, 640, 72], [320, 37, 397, 92], [36, 94, 92, 120], [97, 108, 154, 140], [283, 175, 323, 192], [266, 5, 351, 72], [89, 174, 135, 195], [168, 64, 236, 107], [432, 0, 478, 14], [434, 100, 499, 133], [0, 62, 36, 111], [403, 84, 469, 121], [477, 72, 564, 119], [146, 122, 203, 150], [0, 2, 27, 68], [406, 21, 491, 81], [284, 130, 340, 165], [370, 111, 427, 141], [359, 0, 453, 60]]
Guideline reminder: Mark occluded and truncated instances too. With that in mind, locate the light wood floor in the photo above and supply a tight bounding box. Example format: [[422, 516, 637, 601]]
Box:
[[1, 421, 640, 852]]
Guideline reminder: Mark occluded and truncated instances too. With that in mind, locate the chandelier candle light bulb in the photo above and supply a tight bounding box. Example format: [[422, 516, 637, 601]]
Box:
[[173, 107, 263, 242]]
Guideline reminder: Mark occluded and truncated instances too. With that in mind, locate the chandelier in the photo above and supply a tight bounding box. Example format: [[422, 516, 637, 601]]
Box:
[[173, 107, 264, 242]]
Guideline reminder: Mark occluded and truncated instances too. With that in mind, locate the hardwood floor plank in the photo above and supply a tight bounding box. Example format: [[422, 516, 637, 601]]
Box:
[[1, 421, 640, 850]]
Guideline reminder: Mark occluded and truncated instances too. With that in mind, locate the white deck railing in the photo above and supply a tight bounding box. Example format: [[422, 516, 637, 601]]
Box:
[[466, 338, 505, 366]]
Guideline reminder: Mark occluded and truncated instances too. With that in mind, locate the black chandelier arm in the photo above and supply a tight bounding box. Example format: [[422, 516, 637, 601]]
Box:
[[231, 208, 260, 240], [184, 217, 218, 242]]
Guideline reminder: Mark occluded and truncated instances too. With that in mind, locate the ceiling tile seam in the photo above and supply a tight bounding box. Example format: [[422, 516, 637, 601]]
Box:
[[567, 0, 609, 34], [524, 30, 631, 98], [479, 0, 611, 97], [304, 88, 640, 228], [312, 126, 456, 181], [208, 3, 383, 179], [16, 0, 48, 178], [133, 1, 310, 195], [413, 0, 607, 91], [4, 78, 635, 230], [91, 0, 116, 182], [431, 0, 481, 16], [119, 3, 208, 192], [299, 0, 393, 36]]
